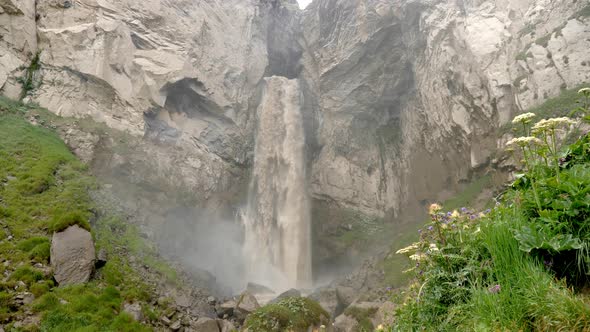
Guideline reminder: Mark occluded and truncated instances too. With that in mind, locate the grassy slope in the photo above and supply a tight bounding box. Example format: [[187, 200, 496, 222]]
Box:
[[502, 84, 590, 135], [0, 98, 175, 331]]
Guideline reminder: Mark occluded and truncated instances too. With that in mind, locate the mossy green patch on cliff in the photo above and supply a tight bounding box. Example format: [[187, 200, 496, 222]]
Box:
[[570, 4, 590, 20], [16, 51, 42, 100]]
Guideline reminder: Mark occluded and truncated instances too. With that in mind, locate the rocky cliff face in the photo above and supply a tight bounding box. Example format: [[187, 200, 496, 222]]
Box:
[[302, 0, 590, 221], [1, 0, 589, 267]]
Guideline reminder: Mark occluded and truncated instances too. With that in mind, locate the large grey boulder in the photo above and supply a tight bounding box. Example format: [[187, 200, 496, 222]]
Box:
[[217, 319, 236, 332], [192, 317, 219, 332], [234, 291, 260, 321], [50, 225, 95, 285], [308, 287, 341, 318], [123, 302, 143, 322], [333, 314, 359, 332], [336, 286, 358, 309]]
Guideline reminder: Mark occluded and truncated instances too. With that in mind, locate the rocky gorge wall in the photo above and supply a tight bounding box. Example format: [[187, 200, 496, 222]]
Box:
[[1, 0, 590, 283], [302, 0, 590, 222]]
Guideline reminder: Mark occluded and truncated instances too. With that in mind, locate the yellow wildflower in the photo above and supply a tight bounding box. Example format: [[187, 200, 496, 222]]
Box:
[[451, 210, 460, 218]]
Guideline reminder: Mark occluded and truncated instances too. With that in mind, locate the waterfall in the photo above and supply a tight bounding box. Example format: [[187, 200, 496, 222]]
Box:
[[241, 76, 312, 291]]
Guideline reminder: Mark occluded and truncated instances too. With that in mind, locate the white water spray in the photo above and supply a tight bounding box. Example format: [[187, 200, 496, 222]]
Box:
[[241, 76, 311, 291]]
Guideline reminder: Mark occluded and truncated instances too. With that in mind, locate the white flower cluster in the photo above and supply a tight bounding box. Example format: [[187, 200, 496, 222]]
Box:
[[396, 243, 419, 255], [409, 253, 427, 261], [579, 87, 590, 95], [532, 117, 577, 133], [506, 136, 542, 147], [511, 112, 536, 124]]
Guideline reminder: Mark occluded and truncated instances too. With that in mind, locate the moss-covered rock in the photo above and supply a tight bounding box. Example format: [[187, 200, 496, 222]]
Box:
[[244, 297, 329, 332]]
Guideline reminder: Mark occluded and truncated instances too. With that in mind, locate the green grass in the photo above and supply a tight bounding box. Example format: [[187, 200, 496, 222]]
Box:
[[460, 210, 590, 331], [502, 84, 590, 135], [244, 297, 329, 332], [380, 222, 422, 288], [443, 175, 492, 211], [49, 211, 92, 232]]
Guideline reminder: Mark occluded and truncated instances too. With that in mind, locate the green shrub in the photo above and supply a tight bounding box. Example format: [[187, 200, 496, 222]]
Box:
[[245, 297, 328, 332], [30, 282, 51, 298], [29, 242, 51, 262], [18, 237, 51, 262], [33, 293, 60, 312], [17, 237, 49, 252], [0, 291, 12, 308], [10, 266, 44, 285]]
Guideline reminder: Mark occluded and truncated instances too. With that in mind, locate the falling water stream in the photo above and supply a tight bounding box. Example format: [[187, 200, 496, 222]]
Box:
[[241, 76, 312, 292]]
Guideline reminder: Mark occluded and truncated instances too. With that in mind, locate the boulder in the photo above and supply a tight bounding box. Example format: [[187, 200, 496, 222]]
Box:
[[193, 317, 220, 332], [308, 287, 341, 318], [169, 320, 181, 331], [123, 302, 143, 322], [234, 291, 260, 321], [217, 300, 236, 317], [333, 314, 359, 332], [269, 288, 301, 304], [246, 282, 275, 295], [336, 286, 358, 309], [50, 225, 95, 285], [174, 293, 192, 308], [217, 319, 236, 332]]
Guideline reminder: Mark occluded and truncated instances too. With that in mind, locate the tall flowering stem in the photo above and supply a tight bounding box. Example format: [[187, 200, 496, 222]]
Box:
[[512, 112, 536, 136], [521, 145, 542, 210], [506, 136, 543, 210], [579, 88, 590, 119], [531, 117, 577, 184]]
